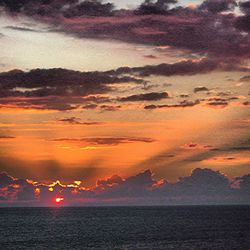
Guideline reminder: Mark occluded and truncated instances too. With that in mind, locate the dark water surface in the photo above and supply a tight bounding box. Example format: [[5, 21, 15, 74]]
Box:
[[0, 206, 250, 249]]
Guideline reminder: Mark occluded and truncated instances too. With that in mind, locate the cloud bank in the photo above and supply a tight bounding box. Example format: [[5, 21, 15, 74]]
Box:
[[1, 168, 250, 206], [1, 0, 249, 60]]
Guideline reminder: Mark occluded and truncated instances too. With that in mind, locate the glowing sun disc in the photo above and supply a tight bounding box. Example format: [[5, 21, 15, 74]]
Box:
[[55, 197, 64, 203]]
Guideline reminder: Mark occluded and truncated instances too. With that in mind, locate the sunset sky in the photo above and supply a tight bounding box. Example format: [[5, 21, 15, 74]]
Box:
[[0, 0, 249, 205]]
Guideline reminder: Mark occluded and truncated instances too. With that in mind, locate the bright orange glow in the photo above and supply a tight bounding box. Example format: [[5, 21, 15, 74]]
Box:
[[55, 197, 64, 203], [35, 188, 41, 194]]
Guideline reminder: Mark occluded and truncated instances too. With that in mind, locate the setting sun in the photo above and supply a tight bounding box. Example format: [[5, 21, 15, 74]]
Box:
[[55, 197, 64, 204]]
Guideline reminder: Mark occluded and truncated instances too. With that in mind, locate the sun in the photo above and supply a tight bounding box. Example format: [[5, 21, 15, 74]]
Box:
[[55, 197, 64, 204]]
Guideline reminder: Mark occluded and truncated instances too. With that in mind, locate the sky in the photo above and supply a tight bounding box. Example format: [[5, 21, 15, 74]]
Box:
[[0, 0, 250, 206]]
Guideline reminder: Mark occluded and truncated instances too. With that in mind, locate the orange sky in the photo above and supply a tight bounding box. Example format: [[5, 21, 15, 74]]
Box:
[[0, 0, 250, 187]]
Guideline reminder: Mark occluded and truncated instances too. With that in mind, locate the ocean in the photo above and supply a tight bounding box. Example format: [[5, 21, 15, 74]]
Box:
[[0, 206, 250, 249]]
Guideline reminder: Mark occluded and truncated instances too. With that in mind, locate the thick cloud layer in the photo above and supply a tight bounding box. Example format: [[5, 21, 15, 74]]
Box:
[[1, 168, 250, 205], [0, 0, 249, 60]]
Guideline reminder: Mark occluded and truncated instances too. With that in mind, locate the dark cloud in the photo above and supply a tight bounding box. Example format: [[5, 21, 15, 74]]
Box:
[[81, 103, 122, 111], [96, 175, 123, 187], [0, 172, 35, 201], [0, 135, 16, 139], [210, 146, 250, 152], [143, 54, 158, 59], [240, 75, 250, 82], [0, 0, 78, 16], [63, 0, 114, 18], [164, 168, 231, 197], [179, 94, 189, 98], [234, 1, 250, 32], [95, 170, 156, 198], [51, 136, 155, 146], [4, 25, 39, 32], [144, 99, 200, 109], [135, 0, 178, 15], [0, 60, 244, 111], [200, 96, 238, 108], [234, 14, 250, 32], [0, 58, 248, 111], [99, 104, 121, 111], [237, 174, 250, 195], [0, 0, 249, 61], [82, 103, 98, 109], [0, 68, 141, 95], [239, 0, 250, 14], [242, 101, 250, 107], [194, 86, 209, 93], [205, 101, 228, 108], [58, 117, 103, 125], [118, 92, 169, 102], [112, 59, 228, 77], [81, 95, 111, 103], [0, 68, 142, 110], [51, 9, 250, 59], [0, 96, 81, 111], [1, 168, 250, 205], [199, 0, 237, 14], [181, 143, 213, 150]]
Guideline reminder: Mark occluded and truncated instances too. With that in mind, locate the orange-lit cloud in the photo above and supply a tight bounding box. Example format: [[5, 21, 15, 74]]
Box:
[[1, 168, 250, 206]]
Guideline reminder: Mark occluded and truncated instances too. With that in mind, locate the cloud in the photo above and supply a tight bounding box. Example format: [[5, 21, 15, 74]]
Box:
[[95, 170, 156, 198], [0, 59, 248, 111], [82, 104, 98, 109], [58, 117, 103, 125], [0, 68, 141, 97], [0, 96, 81, 111], [112, 59, 238, 77], [63, 0, 114, 18], [51, 136, 155, 146], [234, 1, 250, 32], [179, 94, 189, 98], [0, 135, 16, 139], [143, 94, 242, 110], [0, 68, 142, 111], [194, 86, 209, 93], [1, 168, 250, 205], [135, 0, 178, 15], [181, 143, 213, 150], [210, 146, 250, 153], [199, 0, 237, 14], [205, 100, 228, 108], [143, 54, 158, 59], [240, 75, 250, 82], [144, 99, 200, 109], [0, 172, 36, 201], [99, 104, 121, 111], [118, 92, 169, 102], [237, 174, 250, 195], [4, 25, 39, 32], [242, 101, 250, 106], [201, 96, 239, 108], [96, 175, 123, 187], [1, 0, 249, 60]]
